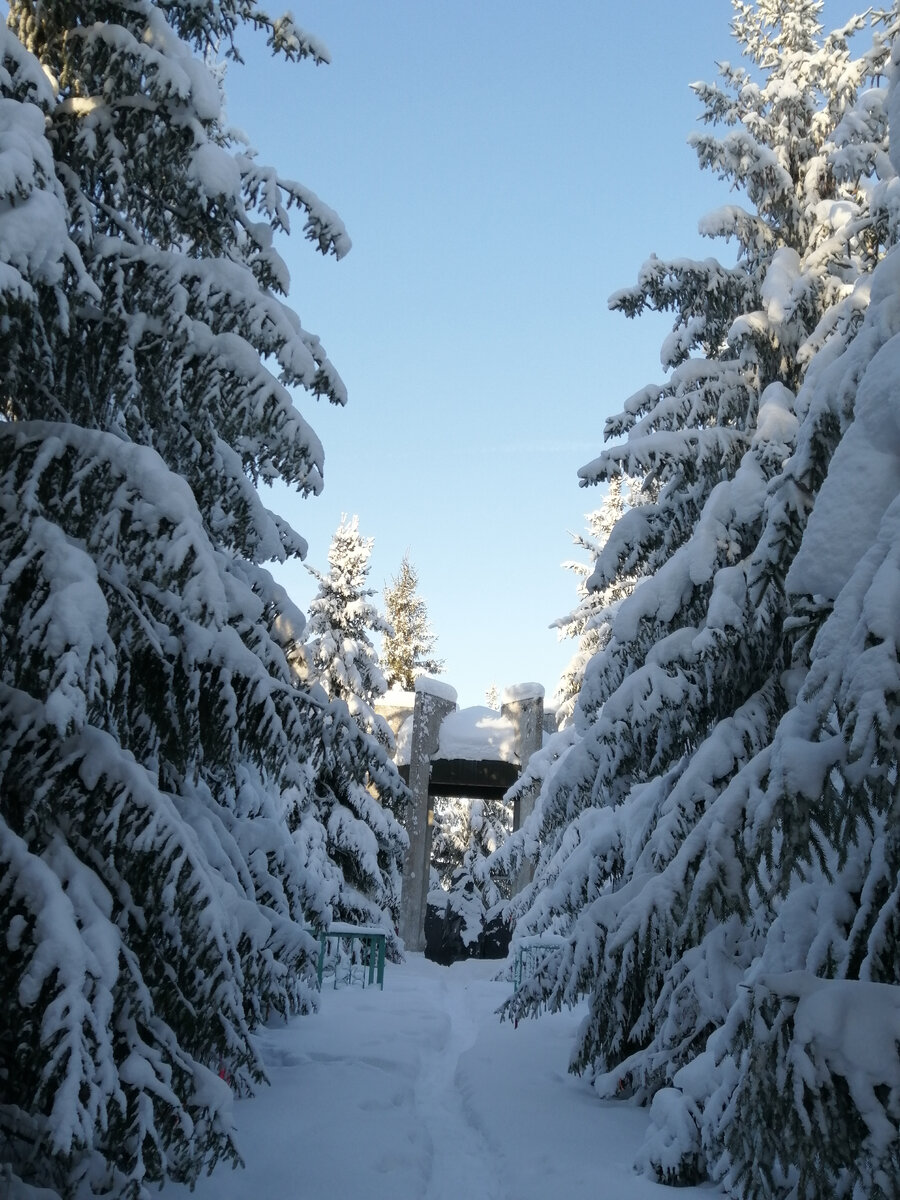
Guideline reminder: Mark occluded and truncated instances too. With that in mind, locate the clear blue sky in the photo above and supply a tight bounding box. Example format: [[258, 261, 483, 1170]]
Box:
[[223, 0, 860, 710]]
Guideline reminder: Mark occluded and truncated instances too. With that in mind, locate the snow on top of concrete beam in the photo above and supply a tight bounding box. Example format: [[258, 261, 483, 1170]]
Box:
[[436, 706, 518, 763], [414, 676, 458, 704], [501, 682, 545, 704]]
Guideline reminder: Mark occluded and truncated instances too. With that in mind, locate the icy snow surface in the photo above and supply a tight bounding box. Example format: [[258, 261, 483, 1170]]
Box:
[[158, 955, 722, 1200]]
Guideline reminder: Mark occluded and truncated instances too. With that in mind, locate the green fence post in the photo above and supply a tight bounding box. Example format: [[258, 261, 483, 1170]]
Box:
[[317, 931, 326, 990]]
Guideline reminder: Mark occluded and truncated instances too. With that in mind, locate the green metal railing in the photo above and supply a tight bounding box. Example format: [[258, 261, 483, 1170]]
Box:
[[513, 935, 568, 991], [309, 924, 387, 990]]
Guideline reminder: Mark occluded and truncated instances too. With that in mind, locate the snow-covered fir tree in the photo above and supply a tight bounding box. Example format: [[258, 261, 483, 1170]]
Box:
[[301, 516, 409, 942], [430, 795, 512, 957], [491, 476, 640, 903], [431, 797, 475, 889], [302, 696, 408, 951], [552, 476, 640, 728], [501, 4, 900, 1196], [432, 796, 511, 893], [464, 796, 513, 920], [637, 168, 900, 1198], [0, 5, 401, 1198], [675, 66, 900, 1193], [382, 552, 444, 690], [303, 515, 394, 745]]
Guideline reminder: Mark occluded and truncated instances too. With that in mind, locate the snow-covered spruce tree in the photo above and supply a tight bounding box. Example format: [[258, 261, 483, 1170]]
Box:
[[503, 0, 898, 1174], [301, 516, 409, 945], [552, 476, 639, 728], [428, 795, 511, 960], [661, 111, 900, 1199], [466, 796, 513, 909], [432, 795, 511, 893], [635, 201, 900, 1198], [490, 476, 640, 922], [303, 515, 393, 743], [431, 797, 474, 890], [0, 5, 373, 1197], [382, 552, 444, 691], [306, 697, 409, 953]]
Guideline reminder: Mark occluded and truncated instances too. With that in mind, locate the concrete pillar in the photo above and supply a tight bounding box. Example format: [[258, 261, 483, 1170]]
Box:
[[502, 683, 544, 831], [398, 677, 457, 951], [502, 683, 544, 892]]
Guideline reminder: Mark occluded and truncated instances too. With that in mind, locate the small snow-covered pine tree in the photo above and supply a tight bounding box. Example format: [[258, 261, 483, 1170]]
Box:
[[430, 794, 512, 957], [302, 516, 409, 944], [432, 796, 511, 894], [431, 797, 474, 889], [304, 515, 394, 743], [305, 697, 409, 952], [382, 553, 444, 690], [552, 476, 639, 728]]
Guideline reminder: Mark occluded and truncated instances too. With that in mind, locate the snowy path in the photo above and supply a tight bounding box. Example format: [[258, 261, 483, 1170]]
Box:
[[161, 954, 721, 1200]]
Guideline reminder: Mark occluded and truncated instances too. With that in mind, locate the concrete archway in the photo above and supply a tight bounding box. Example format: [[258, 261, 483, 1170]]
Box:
[[377, 680, 545, 951]]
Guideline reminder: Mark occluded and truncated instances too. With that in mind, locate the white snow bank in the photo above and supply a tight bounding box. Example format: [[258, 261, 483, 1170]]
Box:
[[436, 706, 518, 762]]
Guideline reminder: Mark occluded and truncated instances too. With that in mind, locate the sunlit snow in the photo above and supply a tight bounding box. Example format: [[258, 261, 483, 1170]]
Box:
[[156, 955, 723, 1200], [437, 706, 517, 763]]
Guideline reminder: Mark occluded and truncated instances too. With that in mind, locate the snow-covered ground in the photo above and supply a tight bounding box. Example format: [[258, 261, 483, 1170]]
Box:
[[160, 954, 722, 1200]]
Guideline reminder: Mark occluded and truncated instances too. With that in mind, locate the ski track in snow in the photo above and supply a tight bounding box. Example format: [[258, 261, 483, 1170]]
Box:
[[410, 971, 507, 1200], [158, 954, 722, 1200]]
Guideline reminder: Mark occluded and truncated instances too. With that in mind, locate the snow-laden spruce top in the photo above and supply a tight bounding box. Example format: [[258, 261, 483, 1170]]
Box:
[[435, 706, 518, 763]]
